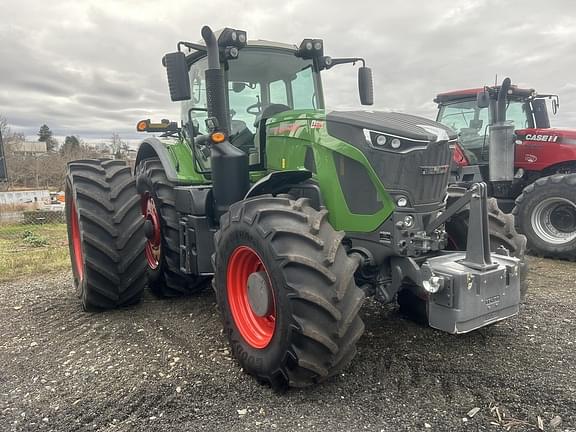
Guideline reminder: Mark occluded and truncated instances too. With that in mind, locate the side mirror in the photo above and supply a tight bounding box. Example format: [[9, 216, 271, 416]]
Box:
[[552, 97, 559, 115], [358, 67, 374, 106], [477, 91, 490, 109], [163, 52, 191, 101]]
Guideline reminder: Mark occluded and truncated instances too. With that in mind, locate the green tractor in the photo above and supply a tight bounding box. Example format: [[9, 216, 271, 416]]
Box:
[[65, 26, 526, 389]]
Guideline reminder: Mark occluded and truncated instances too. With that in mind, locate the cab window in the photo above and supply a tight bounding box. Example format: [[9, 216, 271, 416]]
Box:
[[437, 100, 489, 160], [269, 80, 288, 106]]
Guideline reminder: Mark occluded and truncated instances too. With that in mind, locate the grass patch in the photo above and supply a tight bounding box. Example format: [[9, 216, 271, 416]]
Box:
[[0, 223, 70, 282]]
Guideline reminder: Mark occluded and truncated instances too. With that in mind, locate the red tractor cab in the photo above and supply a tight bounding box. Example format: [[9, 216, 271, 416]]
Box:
[[435, 79, 576, 260]]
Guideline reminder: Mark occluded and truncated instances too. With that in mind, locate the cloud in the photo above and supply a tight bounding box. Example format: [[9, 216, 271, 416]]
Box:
[[0, 0, 575, 141]]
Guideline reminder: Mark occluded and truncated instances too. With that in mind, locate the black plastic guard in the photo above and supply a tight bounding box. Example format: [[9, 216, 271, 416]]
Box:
[[245, 170, 312, 198]]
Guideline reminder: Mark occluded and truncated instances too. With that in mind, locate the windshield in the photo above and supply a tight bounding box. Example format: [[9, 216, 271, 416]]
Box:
[[182, 47, 319, 171], [437, 99, 529, 162]]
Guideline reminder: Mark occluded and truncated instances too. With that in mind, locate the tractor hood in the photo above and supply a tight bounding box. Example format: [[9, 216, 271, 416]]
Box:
[[326, 110, 458, 143], [326, 110, 457, 210]]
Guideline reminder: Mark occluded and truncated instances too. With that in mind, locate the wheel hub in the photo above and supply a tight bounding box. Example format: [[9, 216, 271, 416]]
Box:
[[247, 272, 272, 317], [531, 197, 576, 245], [226, 246, 276, 349], [549, 204, 576, 234], [142, 194, 161, 269], [144, 219, 154, 239]]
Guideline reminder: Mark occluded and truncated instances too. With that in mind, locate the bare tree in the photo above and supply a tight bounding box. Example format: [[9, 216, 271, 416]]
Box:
[[109, 132, 129, 159]]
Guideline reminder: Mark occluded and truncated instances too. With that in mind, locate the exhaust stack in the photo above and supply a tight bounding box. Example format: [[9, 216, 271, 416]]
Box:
[[488, 77, 515, 183], [201, 26, 249, 218]]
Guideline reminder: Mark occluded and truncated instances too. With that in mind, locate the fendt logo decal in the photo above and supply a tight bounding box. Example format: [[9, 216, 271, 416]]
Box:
[[268, 124, 302, 135], [524, 134, 559, 142]]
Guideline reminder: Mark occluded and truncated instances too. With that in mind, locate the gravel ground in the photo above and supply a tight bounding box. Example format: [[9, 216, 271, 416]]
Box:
[[0, 256, 575, 432]]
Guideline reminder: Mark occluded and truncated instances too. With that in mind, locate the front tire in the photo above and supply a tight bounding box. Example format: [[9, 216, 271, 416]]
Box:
[[65, 159, 147, 311], [214, 196, 365, 390], [513, 174, 576, 261]]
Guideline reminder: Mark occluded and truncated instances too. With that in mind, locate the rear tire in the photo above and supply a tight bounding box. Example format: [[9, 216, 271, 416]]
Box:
[[65, 159, 147, 311], [513, 174, 576, 261], [214, 196, 365, 390], [135, 158, 205, 297]]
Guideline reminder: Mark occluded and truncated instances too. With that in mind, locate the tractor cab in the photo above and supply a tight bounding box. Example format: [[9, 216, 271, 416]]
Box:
[[435, 86, 559, 164], [182, 41, 323, 170]]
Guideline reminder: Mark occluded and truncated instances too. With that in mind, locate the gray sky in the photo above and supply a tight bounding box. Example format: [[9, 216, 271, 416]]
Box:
[[1, 0, 575, 142]]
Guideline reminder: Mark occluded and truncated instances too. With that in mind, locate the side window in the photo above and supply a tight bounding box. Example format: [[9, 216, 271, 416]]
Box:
[[292, 66, 315, 109], [182, 58, 208, 135], [269, 80, 288, 106]]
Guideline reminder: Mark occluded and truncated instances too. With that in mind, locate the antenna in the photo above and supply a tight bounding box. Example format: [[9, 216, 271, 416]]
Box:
[[494, 74, 498, 86]]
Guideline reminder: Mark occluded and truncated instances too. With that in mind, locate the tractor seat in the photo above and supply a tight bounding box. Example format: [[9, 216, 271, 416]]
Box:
[[231, 119, 248, 136], [253, 104, 291, 128], [230, 125, 255, 152]]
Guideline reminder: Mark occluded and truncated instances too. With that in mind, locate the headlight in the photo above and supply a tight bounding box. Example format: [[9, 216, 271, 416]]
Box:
[[376, 135, 387, 146], [391, 138, 401, 149], [396, 196, 408, 207]]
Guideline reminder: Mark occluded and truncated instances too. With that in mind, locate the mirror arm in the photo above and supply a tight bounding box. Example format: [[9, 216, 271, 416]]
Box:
[[325, 57, 366, 70], [177, 41, 207, 53]]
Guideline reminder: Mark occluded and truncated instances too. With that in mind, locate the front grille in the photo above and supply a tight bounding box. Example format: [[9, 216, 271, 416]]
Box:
[[368, 140, 452, 206]]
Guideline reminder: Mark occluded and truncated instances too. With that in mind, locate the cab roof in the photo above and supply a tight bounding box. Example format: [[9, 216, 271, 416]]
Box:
[[185, 39, 298, 65], [434, 86, 536, 104]]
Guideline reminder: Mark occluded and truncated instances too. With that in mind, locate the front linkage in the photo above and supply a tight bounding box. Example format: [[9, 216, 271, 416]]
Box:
[[361, 182, 520, 334]]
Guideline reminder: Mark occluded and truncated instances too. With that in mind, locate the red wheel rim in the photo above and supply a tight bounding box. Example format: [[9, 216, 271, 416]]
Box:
[[227, 246, 276, 349], [142, 193, 161, 270], [70, 200, 84, 282]]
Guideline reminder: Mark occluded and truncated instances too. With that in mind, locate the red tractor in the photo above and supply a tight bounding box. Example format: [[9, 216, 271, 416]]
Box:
[[435, 78, 576, 260]]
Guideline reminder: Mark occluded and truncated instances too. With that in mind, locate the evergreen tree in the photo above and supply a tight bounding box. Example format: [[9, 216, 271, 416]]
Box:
[[61, 135, 81, 155], [38, 124, 56, 151]]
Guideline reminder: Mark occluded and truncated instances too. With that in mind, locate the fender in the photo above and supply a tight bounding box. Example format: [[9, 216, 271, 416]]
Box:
[[134, 137, 180, 183], [245, 170, 312, 199]]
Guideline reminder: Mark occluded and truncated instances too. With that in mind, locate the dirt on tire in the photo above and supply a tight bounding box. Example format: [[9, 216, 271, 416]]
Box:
[[0, 256, 575, 431]]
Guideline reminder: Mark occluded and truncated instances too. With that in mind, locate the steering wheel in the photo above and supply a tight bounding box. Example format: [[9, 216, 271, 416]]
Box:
[[246, 101, 262, 115]]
